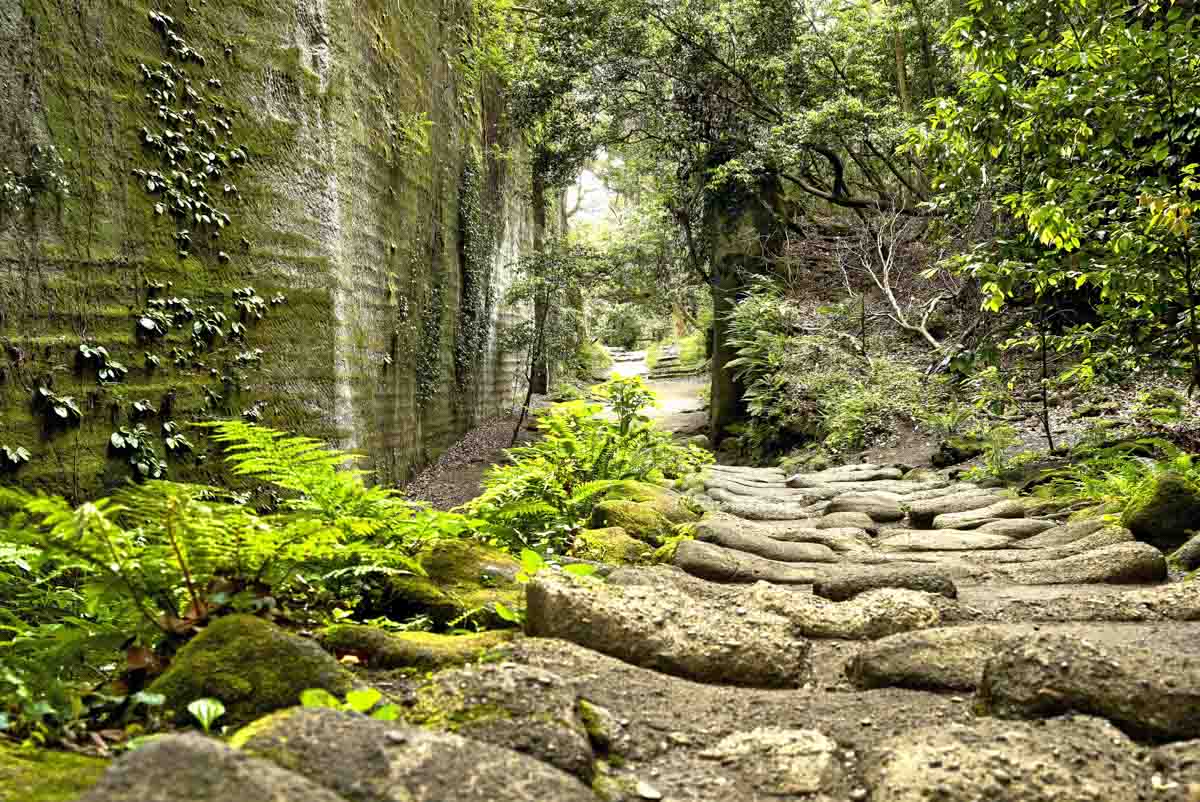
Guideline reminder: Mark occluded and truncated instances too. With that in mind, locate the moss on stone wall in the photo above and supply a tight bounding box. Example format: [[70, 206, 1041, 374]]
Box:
[[0, 0, 539, 499]]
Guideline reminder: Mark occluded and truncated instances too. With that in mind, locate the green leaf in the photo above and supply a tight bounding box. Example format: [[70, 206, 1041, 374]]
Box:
[[563, 563, 598, 577], [186, 698, 226, 733], [493, 602, 521, 623], [344, 688, 382, 714], [371, 704, 400, 721], [519, 549, 544, 576], [299, 688, 341, 709]]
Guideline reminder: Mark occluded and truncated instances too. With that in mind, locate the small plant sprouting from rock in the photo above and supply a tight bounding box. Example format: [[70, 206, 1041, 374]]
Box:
[[1, 444, 31, 472], [109, 424, 167, 480], [299, 688, 400, 721], [78, 343, 128, 384], [187, 697, 226, 734], [34, 387, 82, 429]]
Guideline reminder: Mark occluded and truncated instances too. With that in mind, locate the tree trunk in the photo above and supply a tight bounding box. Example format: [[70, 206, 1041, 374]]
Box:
[[708, 267, 745, 444], [894, 28, 911, 116], [530, 175, 550, 395]]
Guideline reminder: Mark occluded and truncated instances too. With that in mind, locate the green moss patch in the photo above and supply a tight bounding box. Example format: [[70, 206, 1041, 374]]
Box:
[[572, 527, 652, 565], [316, 625, 514, 670], [149, 615, 354, 727], [602, 481, 700, 524], [383, 539, 523, 628], [0, 741, 107, 802], [1122, 472, 1200, 553], [589, 500, 675, 545]]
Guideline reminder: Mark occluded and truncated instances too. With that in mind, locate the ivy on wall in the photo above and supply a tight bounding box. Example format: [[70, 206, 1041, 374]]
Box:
[[415, 280, 445, 408], [454, 154, 498, 395], [136, 11, 246, 258]]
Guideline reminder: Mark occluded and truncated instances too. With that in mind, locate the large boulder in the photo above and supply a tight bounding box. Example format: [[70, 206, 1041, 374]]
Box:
[[78, 733, 349, 802], [398, 662, 594, 782], [589, 500, 675, 544], [0, 740, 107, 802], [383, 539, 523, 628], [864, 716, 1146, 802], [316, 626, 513, 670], [812, 565, 958, 601], [1123, 472, 1200, 552], [1171, 533, 1200, 571], [977, 581, 1200, 623], [825, 491, 905, 522], [705, 487, 827, 520], [524, 573, 812, 687], [978, 632, 1200, 740], [814, 510, 877, 531], [878, 529, 1013, 552], [603, 481, 700, 524], [976, 518, 1057, 539], [149, 615, 354, 727], [572, 526, 654, 564], [931, 434, 986, 468], [787, 464, 903, 486], [906, 491, 1002, 528], [1019, 517, 1107, 548], [846, 626, 1013, 691], [234, 707, 596, 802], [698, 514, 871, 553]]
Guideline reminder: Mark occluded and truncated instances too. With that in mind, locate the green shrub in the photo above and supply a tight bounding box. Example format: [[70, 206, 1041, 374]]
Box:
[[725, 287, 931, 458], [466, 377, 711, 552], [1038, 442, 1200, 527], [0, 424, 479, 743]]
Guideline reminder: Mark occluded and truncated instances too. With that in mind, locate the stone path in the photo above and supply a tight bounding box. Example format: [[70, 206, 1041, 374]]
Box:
[[493, 459, 1200, 800], [679, 462, 1168, 588]]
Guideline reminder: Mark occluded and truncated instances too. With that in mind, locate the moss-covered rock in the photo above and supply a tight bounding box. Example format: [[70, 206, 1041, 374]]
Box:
[[589, 500, 675, 545], [78, 733, 347, 802], [572, 527, 653, 564], [149, 615, 354, 727], [1072, 400, 1121, 418], [1170, 532, 1200, 572], [316, 625, 514, 670], [0, 742, 107, 802], [931, 435, 986, 468], [235, 706, 597, 801], [398, 662, 595, 782], [1122, 472, 1200, 552], [652, 533, 695, 564], [383, 539, 523, 628], [603, 481, 700, 524]]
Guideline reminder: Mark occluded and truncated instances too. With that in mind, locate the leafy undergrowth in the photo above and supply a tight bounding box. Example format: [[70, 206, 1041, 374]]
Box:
[[466, 375, 711, 553]]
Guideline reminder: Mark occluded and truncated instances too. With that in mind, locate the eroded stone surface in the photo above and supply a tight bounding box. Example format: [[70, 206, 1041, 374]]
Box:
[[813, 565, 959, 601], [235, 707, 596, 802], [865, 715, 1146, 802], [79, 733, 349, 802], [978, 632, 1200, 740], [748, 582, 962, 640], [525, 574, 812, 687], [698, 728, 842, 795]]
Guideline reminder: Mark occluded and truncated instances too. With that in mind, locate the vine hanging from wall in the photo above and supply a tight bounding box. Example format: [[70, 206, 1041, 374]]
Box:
[[454, 154, 498, 396]]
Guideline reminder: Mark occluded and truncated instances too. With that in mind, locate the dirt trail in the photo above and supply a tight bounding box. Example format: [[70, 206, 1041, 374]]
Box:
[[609, 347, 708, 435]]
